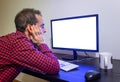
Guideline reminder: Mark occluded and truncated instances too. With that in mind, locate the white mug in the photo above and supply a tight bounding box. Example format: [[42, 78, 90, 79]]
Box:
[[99, 52, 113, 69]]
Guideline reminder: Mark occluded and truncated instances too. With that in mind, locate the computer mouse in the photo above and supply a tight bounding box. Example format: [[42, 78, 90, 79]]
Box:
[[85, 70, 101, 81]]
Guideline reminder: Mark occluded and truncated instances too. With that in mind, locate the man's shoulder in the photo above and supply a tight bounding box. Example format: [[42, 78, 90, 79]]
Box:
[[0, 31, 28, 43], [0, 32, 14, 41], [9, 31, 28, 40]]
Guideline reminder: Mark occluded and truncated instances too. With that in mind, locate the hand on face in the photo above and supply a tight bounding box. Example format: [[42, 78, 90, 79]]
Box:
[[27, 24, 45, 45]]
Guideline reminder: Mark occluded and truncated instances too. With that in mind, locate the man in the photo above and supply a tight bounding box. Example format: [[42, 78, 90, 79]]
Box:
[[0, 8, 60, 82]]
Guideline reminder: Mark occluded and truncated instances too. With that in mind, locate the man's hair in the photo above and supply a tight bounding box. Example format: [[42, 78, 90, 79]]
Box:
[[14, 8, 42, 32]]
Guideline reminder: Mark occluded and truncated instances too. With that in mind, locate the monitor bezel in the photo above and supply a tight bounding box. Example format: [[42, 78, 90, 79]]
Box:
[[50, 14, 99, 52]]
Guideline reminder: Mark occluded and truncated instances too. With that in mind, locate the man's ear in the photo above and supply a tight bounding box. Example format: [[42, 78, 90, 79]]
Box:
[[26, 24, 32, 33], [24, 24, 32, 39]]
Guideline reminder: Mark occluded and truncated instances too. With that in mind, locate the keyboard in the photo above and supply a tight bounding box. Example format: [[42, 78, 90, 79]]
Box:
[[58, 59, 79, 71]]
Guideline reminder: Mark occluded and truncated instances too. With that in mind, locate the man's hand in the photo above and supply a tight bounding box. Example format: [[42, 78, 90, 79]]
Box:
[[28, 25, 45, 45]]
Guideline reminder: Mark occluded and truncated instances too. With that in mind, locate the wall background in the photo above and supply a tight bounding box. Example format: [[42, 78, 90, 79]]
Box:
[[0, 0, 120, 81]]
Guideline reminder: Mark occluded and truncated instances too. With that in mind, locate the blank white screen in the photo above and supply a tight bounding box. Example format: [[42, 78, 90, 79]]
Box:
[[51, 15, 98, 51]]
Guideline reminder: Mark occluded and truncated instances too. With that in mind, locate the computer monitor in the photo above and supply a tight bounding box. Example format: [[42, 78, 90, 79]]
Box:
[[50, 14, 99, 60]]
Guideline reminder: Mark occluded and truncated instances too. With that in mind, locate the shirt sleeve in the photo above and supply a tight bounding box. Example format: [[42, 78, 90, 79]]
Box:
[[10, 37, 60, 74]]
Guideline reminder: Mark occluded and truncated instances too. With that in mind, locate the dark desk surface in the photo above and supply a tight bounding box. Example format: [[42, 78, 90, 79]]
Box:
[[22, 53, 120, 82]]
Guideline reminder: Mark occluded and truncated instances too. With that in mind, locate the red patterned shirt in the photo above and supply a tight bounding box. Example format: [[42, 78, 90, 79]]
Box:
[[0, 31, 60, 82]]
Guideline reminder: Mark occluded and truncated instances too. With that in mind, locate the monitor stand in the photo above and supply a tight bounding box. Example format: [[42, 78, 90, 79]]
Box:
[[62, 50, 90, 61]]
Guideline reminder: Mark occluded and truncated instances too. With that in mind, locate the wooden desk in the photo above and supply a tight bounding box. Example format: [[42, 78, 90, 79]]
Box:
[[23, 53, 120, 82]]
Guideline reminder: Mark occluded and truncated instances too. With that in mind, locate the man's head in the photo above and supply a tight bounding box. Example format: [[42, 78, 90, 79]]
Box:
[[14, 8, 46, 33]]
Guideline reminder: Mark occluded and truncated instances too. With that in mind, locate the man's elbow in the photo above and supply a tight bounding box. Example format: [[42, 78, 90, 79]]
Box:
[[47, 62, 60, 74]]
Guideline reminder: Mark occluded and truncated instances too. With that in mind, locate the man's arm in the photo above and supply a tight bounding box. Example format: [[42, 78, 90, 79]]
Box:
[[11, 37, 60, 74]]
